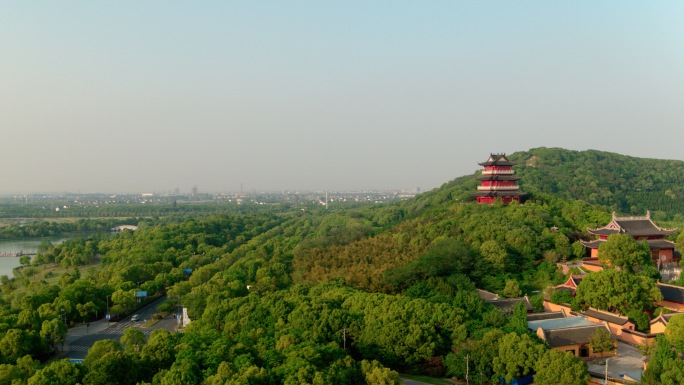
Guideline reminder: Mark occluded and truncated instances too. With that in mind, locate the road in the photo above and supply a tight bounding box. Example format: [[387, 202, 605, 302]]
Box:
[[60, 296, 181, 360], [401, 379, 436, 385], [586, 341, 645, 383]]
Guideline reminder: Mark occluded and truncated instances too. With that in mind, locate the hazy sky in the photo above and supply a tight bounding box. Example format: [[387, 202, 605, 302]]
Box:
[[2, 2, 683, 194]]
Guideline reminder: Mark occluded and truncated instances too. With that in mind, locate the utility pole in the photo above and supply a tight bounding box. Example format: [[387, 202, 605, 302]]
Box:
[[341, 328, 348, 350], [465, 354, 469, 385]]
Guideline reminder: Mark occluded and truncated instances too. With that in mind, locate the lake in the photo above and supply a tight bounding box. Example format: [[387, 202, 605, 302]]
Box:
[[0, 237, 67, 277]]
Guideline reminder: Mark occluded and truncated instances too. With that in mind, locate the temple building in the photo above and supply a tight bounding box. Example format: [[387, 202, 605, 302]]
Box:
[[475, 153, 525, 204], [580, 211, 679, 266]]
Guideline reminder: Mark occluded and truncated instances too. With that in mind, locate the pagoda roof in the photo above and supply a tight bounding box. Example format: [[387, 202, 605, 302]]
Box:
[[474, 190, 526, 197], [588, 211, 677, 237], [478, 153, 515, 166], [476, 175, 521, 181]]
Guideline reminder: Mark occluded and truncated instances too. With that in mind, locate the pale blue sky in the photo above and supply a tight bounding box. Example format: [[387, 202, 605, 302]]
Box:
[[1, 2, 683, 194]]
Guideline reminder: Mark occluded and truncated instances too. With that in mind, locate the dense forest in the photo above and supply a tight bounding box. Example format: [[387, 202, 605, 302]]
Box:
[[0, 148, 682, 384], [509, 148, 684, 219]]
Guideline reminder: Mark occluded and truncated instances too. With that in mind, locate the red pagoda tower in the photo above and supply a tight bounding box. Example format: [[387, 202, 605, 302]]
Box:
[[475, 153, 525, 204]]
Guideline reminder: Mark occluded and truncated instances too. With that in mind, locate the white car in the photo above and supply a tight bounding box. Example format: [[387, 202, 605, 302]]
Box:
[[131, 314, 140, 322]]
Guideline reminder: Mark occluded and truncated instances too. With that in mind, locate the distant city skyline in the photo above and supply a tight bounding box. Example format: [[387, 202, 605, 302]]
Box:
[[2, 2, 683, 194]]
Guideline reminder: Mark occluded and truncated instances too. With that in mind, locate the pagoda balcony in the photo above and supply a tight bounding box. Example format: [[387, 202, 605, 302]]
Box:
[[477, 186, 521, 191], [482, 170, 514, 175]]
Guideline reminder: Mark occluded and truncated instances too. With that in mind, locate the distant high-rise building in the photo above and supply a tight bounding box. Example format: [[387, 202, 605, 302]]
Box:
[[474, 153, 525, 204]]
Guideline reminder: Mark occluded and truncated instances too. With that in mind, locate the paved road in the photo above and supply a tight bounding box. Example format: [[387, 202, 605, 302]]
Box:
[[586, 341, 644, 383], [59, 296, 181, 360], [401, 379, 434, 385]]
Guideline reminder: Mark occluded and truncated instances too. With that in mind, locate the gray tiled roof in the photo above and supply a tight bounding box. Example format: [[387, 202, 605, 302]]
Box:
[[478, 154, 515, 166], [582, 309, 630, 325], [527, 312, 566, 321], [580, 238, 675, 250], [488, 296, 534, 312], [474, 190, 526, 197], [475, 289, 499, 301], [615, 218, 676, 236], [658, 283, 684, 304], [528, 316, 594, 331], [543, 325, 605, 347], [476, 175, 521, 181]]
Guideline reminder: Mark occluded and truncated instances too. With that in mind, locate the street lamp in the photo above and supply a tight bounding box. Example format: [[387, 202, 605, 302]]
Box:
[[59, 308, 66, 352], [106, 295, 110, 325], [605, 357, 612, 385]]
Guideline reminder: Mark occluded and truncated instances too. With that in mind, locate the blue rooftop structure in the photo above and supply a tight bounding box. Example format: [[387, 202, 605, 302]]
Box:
[[527, 316, 594, 331]]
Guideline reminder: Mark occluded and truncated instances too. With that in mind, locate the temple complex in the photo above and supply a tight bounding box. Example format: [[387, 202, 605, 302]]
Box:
[[580, 211, 679, 266], [475, 153, 525, 204]]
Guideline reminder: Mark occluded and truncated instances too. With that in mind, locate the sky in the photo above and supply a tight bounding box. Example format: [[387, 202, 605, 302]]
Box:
[[1, 2, 683, 194]]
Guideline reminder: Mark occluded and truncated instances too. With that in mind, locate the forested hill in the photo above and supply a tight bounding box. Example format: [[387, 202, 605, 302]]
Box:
[[510, 148, 684, 219], [3, 148, 683, 384], [407, 147, 684, 221]]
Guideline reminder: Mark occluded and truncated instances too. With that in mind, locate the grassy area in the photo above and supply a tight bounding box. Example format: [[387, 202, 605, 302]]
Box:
[[400, 374, 456, 385], [14, 260, 104, 290]]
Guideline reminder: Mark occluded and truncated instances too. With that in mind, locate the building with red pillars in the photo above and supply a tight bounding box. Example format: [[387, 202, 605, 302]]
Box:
[[475, 153, 525, 204]]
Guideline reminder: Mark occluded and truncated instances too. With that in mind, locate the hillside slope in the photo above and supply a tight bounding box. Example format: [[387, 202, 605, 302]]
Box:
[[510, 148, 684, 220]]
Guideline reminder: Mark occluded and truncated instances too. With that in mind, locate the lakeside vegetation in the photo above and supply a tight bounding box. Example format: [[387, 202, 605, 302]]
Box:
[[0, 148, 681, 384]]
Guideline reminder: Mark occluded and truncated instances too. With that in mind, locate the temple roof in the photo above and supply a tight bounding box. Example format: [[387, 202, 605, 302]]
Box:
[[650, 312, 682, 326], [540, 325, 609, 347], [528, 316, 593, 331], [558, 275, 584, 289], [581, 308, 631, 325], [580, 238, 675, 250], [658, 282, 684, 304], [588, 211, 677, 237], [475, 289, 499, 301], [647, 239, 678, 249], [478, 153, 515, 167], [487, 296, 534, 312], [476, 175, 521, 181], [527, 311, 566, 321]]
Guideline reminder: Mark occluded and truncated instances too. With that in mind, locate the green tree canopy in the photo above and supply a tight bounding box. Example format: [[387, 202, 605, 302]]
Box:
[[588, 327, 615, 357], [121, 327, 146, 353], [492, 332, 546, 383], [28, 359, 84, 385], [534, 349, 589, 385], [664, 314, 684, 354], [642, 335, 677, 385], [598, 234, 652, 273], [575, 269, 662, 314]]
